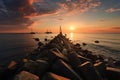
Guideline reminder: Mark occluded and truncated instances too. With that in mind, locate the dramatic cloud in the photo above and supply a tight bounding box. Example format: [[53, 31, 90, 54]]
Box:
[[0, 0, 35, 23], [3, 0, 35, 16], [0, 0, 101, 32], [0, 0, 35, 31], [33, 0, 101, 15], [105, 8, 120, 13]]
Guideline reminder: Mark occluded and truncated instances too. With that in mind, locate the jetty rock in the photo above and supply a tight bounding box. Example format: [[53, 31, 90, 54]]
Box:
[[1, 32, 120, 80]]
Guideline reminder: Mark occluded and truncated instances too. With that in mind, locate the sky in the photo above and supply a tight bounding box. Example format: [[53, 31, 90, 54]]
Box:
[[0, 0, 120, 33]]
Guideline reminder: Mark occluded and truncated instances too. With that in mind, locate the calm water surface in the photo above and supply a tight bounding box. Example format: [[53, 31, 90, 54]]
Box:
[[0, 33, 120, 66]]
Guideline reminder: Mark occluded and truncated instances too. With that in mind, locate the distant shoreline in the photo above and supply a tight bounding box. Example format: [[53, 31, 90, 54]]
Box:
[[0, 33, 120, 34]]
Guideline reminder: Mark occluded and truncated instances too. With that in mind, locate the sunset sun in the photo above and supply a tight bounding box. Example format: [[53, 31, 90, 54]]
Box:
[[70, 26, 75, 31]]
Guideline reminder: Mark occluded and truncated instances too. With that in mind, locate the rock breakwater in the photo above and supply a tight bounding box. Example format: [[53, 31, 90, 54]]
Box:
[[0, 33, 120, 80]]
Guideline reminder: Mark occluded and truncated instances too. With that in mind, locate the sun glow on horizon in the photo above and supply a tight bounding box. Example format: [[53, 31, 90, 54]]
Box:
[[70, 26, 75, 31]]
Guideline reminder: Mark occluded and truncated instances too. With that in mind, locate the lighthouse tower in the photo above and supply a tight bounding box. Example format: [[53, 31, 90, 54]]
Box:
[[60, 26, 62, 35]]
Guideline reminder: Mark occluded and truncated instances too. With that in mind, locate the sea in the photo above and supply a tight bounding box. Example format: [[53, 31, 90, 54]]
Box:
[[0, 33, 120, 66]]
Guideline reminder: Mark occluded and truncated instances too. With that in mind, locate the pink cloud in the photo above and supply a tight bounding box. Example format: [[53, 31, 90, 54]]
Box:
[[105, 8, 120, 13]]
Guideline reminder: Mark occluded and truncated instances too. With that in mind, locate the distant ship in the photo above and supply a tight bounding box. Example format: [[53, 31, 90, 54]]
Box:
[[45, 30, 52, 34], [30, 28, 36, 34], [30, 32, 36, 34]]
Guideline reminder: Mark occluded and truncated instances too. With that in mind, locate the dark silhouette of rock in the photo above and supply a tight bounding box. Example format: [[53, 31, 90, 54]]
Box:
[[77, 61, 103, 80], [82, 43, 87, 46], [106, 67, 120, 80], [94, 62, 106, 78], [77, 55, 91, 63], [85, 53, 99, 63], [95, 40, 100, 43], [44, 38, 48, 41], [67, 52, 82, 67], [75, 43, 81, 47], [51, 48, 69, 62], [23, 60, 49, 77], [51, 59, 82, 80], [114, 61, 120, 67], [34, 38, 40, 42], [38, 42, 44, 47]]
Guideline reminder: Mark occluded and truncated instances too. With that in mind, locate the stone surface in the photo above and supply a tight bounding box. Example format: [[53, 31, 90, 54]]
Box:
[[51, 59, 82, 80], [14, 71, 39, 80], [23, 60, 49, 77], [77, 61, 103, 80], [106, 67, 120, 80], [42, 72, 70, 80], [94, 62, 106, 77], [67, 52, 81, 67]]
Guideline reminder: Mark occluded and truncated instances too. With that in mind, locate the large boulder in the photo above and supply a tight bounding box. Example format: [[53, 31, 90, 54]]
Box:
[[94, 62, 106, 78], [86, 54, 99, 62], [51, 59, 82, 80], [114, 61, 120, 67], [77, 55, 91, 63], [50, 48, 69, 62], [77, 61, 103, 80], [23, 60, 49, 77], [106, 67, 120, 80], [67, 52, 82, 67], [14, 71, 39, 80]]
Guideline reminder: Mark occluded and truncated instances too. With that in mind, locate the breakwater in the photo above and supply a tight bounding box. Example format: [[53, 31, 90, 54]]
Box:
[[0, 33, 120, 80]]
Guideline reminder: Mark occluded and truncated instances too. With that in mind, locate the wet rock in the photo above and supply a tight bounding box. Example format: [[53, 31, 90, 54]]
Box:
[[82, 43, 87, 46], [77, 61, 103, 80], [75, 43, 81, 47], [51, 59, 82, 80], [98, 55, 105, 62], [62, 48, 68, 56], [7, 61, 17, 69], [38, 42, 44, 47], [50, 48, 69, 62], [39, 49, 65, 65], [94, 62, 106, 78], [114, 61, 120, 67], [82, 50, 92, 55], [67, 52, 82, 67], [23, 58, 28, 63], [44, 38, 48, 41], [106, 67, 120, 80], [23, 60, 49, 77], [94, 40, 99, 43], [42, 72, 70, 80], [41, 48, 68, 65], [27, 50, 39, 60], [46, 43, 62, 51], [77, 55, 91, 63], [14, 71, 39, 80], [85, 53, 99, 63], [34, 38, 40, 42]]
